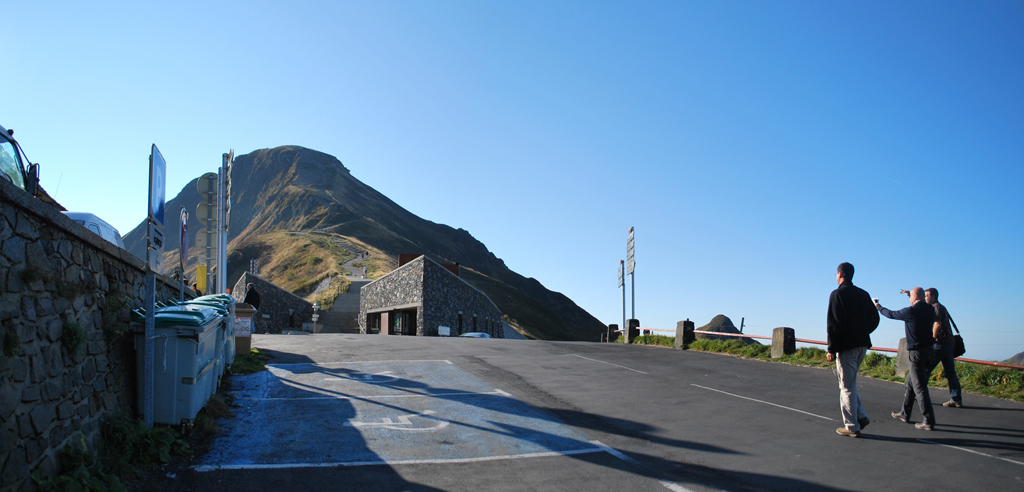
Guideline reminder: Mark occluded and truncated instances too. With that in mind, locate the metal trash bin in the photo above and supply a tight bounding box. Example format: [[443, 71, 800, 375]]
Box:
[[133, 305, 223, 425]]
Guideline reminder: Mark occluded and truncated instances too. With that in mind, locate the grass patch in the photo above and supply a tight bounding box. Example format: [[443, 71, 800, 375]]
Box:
[[232, 348, 270, 374], [684, 341, 1024, 402], [233, 231, 355, 294], [632, 335, 676, 348], [689, 339, 772, 359]]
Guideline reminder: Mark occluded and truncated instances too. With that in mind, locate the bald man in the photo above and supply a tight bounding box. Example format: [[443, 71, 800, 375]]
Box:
[[876, 287, 937, 430]]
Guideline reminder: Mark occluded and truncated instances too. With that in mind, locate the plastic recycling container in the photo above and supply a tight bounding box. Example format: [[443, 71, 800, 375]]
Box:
[[134, 305, 223, 425], [185, 294, 236, 385]]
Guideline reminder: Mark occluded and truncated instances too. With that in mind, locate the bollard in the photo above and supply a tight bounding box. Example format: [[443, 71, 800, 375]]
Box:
[[626, 319, 640, 343], [895, 338, 910, 378], [771, 327, 795, 358], [675, 319, 695, 349], [607, 324, 619, 343]]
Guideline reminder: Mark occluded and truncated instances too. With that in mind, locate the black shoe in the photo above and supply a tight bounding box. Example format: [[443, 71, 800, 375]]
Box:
[[891, 412, 909, 423], [858, 417, 870, 430]]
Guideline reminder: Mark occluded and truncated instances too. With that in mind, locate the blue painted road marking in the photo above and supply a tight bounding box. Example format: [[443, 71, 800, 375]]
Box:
[[195, 360, 605, 470]]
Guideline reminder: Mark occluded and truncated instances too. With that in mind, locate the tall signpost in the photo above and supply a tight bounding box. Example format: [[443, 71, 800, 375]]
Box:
[[618, 260, 625, 343], [218, 151, 233, 294], [195, 150, 233, 296], [627, 227, 636, 320], [145, 145, 167, 428], [196, 173, 218, 293]]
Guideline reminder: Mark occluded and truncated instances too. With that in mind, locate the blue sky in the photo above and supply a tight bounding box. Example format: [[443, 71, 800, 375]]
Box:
[[6, 1, 1022, 360]]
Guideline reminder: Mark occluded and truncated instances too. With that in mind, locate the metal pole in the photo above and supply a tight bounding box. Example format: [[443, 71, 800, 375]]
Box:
[[622, 279, 626, 343], [206, 177, 214, 293], [143, 272, 156, 427], [631, 271, 635, 321], [217, 162, 226, 294]]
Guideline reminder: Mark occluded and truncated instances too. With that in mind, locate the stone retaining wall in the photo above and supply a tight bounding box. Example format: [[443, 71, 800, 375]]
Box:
[[0, 178, 181, 491], [231, 272, 314, 333]]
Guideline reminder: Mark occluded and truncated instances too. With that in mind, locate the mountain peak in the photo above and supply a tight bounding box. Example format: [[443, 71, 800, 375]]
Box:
[[123, 145, 605, 341]]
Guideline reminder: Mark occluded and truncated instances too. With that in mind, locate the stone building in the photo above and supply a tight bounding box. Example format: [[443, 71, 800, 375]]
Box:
[[359, 255, 504, 337], [231, 272, 315, 334]]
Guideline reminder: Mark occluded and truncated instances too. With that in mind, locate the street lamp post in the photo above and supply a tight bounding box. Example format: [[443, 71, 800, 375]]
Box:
[[312, 302, 320, 334]]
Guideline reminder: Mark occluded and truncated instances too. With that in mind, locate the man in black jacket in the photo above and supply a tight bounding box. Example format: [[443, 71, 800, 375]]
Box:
[[827, 262, 880, 437], [878, 287, 937, 430], [243, 283, 261, 310]]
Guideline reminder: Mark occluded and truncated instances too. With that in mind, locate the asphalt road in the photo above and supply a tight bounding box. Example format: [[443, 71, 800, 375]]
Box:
[[143, 334, 1024, 491]]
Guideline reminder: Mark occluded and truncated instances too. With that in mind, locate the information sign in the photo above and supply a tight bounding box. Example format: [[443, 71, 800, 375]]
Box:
[[147, 145, 167, 273], [234, 316, 252, 337]]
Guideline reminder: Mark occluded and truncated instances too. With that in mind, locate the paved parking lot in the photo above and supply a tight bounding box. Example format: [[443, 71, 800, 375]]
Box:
[[196, 359, 609, 470], [142, 334, 1024, 492]]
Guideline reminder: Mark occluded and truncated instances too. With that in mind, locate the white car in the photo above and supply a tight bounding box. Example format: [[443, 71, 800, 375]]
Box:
[[63, 212, 125, 249], [459, 332, 491, 338]]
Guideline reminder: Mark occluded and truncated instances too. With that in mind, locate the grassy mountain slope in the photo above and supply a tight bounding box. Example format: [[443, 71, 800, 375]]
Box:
[[124, 146, 605, 341]]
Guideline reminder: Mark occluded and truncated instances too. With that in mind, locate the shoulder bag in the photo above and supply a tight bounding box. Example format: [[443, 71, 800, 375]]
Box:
[[948, 313, 966, 358]]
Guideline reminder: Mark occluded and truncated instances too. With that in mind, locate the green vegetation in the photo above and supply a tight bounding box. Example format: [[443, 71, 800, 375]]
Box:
[[102, 296, 132, 342], [633, 337, 1024, 402], [632, 335, 676, 348], [235, 231, 354, 294], [20, 265, 47, 285], [311, 275, 350, 310], [193, 395, 235, 437], [32, 414, 193, 491], [232, 348, 270, 374], [32, 435, 127, 492], [55, 279, 92, 300], [62, 321, 87, 355], [99, 414, 192, 475], [2, 323, 20, 357]]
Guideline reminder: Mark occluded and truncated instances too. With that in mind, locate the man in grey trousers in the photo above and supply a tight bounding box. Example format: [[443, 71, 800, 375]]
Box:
[[878, 287, 937, 430], [826, 262, 880, 437]]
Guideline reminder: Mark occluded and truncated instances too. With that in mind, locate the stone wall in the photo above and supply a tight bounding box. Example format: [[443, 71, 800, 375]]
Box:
[[359, 255, 503, 337], [231, 272, 314, 334], [358, 257, 424, 334], [0, 177, 183, 491], [421, 258, 502, 337]]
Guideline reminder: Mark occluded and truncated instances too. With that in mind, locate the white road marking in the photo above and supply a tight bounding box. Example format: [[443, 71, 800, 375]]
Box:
[[917, 439, 1024, 466], [660, 480, 697, 492], [269, 359, 453, 368], [239, 388, 511, 401], [193, 446, 608, 472], [347, 410, 449, 432], [589, 440, 638, 463], [691, 384, 835, 421], [572, 354, 648, 374]]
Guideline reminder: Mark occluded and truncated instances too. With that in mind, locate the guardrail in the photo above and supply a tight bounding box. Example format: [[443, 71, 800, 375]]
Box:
[[623, 328, 1024, 371]]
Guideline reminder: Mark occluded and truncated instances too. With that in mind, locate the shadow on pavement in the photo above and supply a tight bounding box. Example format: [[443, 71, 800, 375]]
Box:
[[202, 352, 856, 491]]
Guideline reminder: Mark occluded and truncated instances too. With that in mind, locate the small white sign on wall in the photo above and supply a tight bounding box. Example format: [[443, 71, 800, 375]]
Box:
[[438, 326, 450, 337], [235, 316, 253, 337]]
